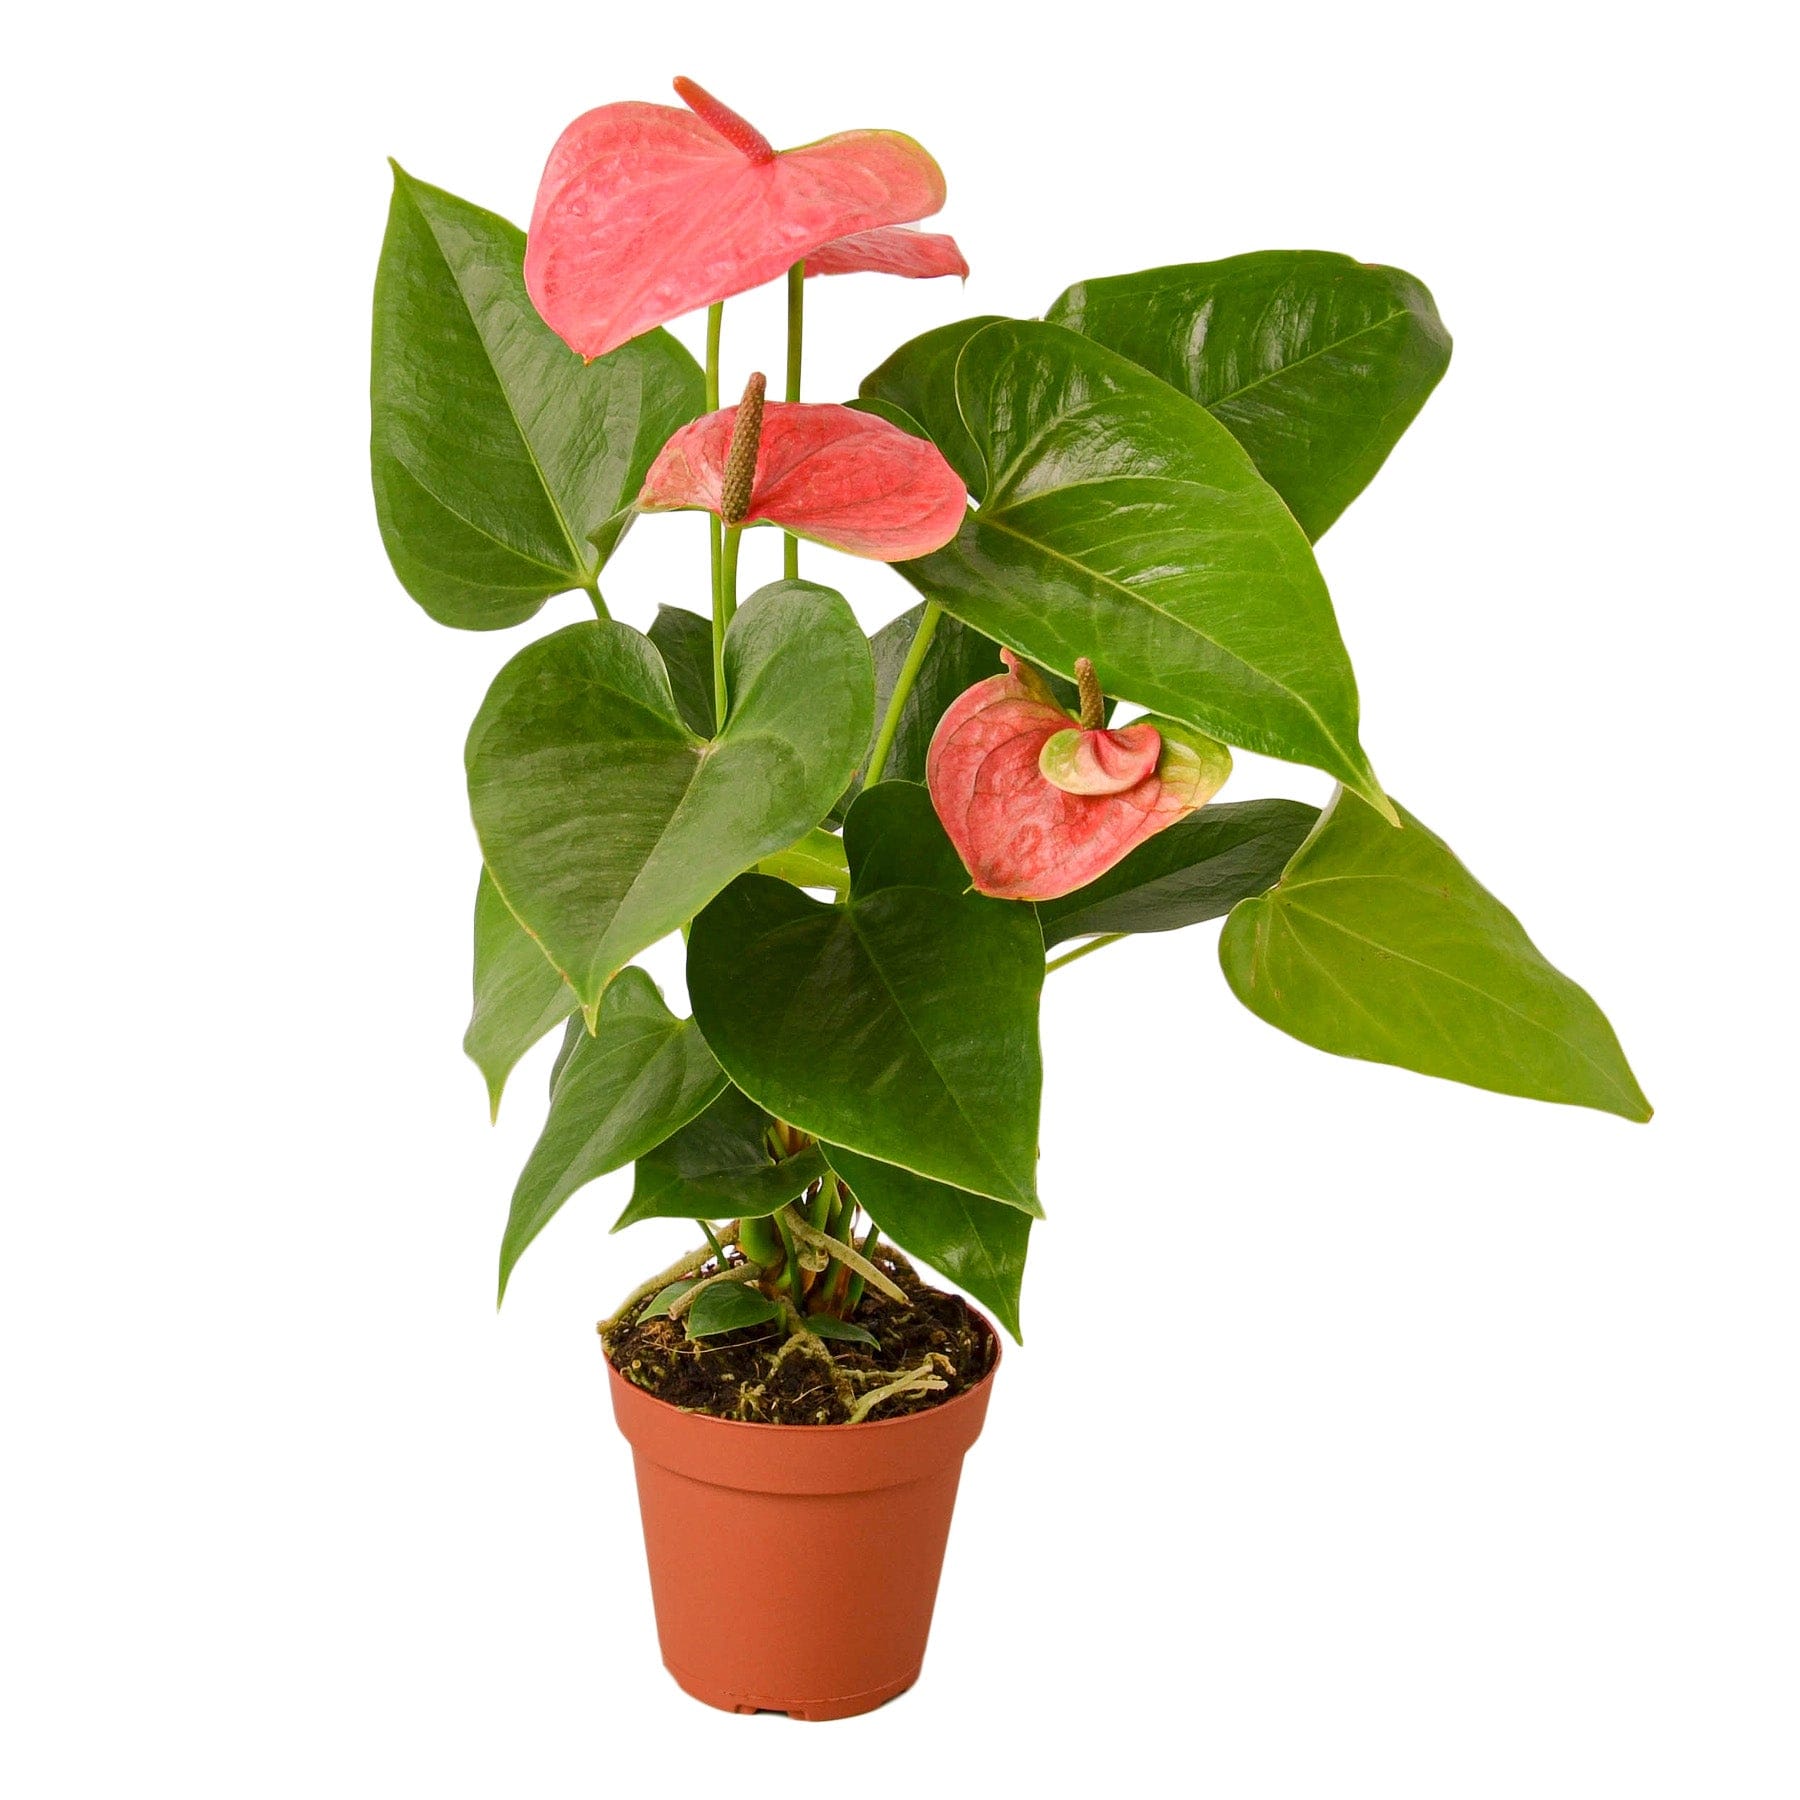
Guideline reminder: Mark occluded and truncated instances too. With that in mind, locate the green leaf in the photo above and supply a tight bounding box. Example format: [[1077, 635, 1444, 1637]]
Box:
[[1047, 252, 1451, 541], [684, 1281, 783, 1338], [802, 1314, 880, 1348], [1037, 799, 1319, 948], [641, 1278, 698, 1321], [498, 970, 727, 1299], [873, 321, 1390, 813], [617, 1085, 829, 1228], [464, 867, 578, 1119], [755, 826, 850, 895], [858, 315, 1008, 495], [832, 606, 1093, 820], [822, 1143, 1029, 1342], [1219, 790, 1651, 1121], [370, 165, 703, 629], [466, 581, 875, 1018], [646, 604, 715, 737], [688, 783, 1045, 1214]]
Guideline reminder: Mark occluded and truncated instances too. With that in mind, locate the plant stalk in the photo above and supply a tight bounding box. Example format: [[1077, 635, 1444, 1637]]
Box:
[[705, 302, 724, 725], [783, 260, 804, 581], [865, 601, 942, 786], [1044, 932, 1127, 974]]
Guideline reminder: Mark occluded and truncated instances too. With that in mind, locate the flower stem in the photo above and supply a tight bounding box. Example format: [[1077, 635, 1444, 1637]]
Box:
[[865, 602, 941, 786], [783, 260, 804, 581], [1044, 932, 1126, 974], [714, 525, 744, 729], [705, 302, 724, 721]]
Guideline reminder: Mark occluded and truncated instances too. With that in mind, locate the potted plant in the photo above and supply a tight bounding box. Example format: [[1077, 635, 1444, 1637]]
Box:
[[369, 76, 1650, 1720]]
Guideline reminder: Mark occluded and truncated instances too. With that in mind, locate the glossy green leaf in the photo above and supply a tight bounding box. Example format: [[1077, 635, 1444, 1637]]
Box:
[[685, 1281, 783, 1338], [754, 826, 850, 895], [873, 321, 1390, 813], [688, 783, 1045, 1214], [641, 1278, 698, 1321], [1219, 791, 1651, 1120], [857, 314, 1007, 495], [646, 605, 715, 737], [617, 1085, 830, 1228], [832, 606, 1093, 820], [1047, 252, 1451, 540], [802, 1314, 879, 1347], [498, 969, 727, 1299], [823, 1143, 1029, 1342], [1037, 798, 1319, 947], [464, 867, 577, 1119], [466, 582, 875, 1019], [370, 165, 704, 629]]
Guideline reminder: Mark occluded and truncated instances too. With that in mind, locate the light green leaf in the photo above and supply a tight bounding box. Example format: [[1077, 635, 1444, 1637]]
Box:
[[684, 1282, 783, 1338], [617, 1086, 829, 1228], [464, 867, 577, 1119], [823, 1143, 1029, 1342], [688, 783, 1045, 1214], [870, 321, 1390, 813], [1219, 790, 1651, 1120], [466, 582, 874, 1018], [641, 1278, 698, 1321], [497, 969, 727, 1300], [371, 165, 703, 628], [1047, 252, 1451, 540], [803, 1314, 879, 1348], [1037, 799, 1319, 947]]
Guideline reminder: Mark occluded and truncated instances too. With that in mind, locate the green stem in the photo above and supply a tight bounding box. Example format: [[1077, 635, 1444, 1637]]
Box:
[[1044, 932, 1127, 974], [846, 1220, 881, 1312], [705, 302, 724, 724], [865, 601, 942, 786], [697, 1220, 727, 1268], [713, 526, 743, 730], [582, 580, 609, 620], [783, 261, 805, 581]]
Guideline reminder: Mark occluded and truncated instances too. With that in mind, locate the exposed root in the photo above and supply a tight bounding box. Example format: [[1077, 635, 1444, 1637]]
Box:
[[596, 1230, 736, 1347], [848, 1355, 951, 1423], [783, 1209, 906, 1302], [770, 1328, 856, 1409], [666, 1257, 765, 1321]]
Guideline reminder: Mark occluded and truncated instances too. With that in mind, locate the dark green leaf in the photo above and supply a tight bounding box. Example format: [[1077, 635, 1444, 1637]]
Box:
[[498, 970, 726, 1299], [1037, 799, 1320, 947], [688, 784, 1044, 1214], [464, 867, 579, 1118], [466, 582, 875, 1017], [647, 604, 716, 736], [823, 1143, 1029, 1342], [617, 1086, 829, 1228], [1048, 252, 1451, 540], [642, 1278, 698, 1321], [1219, 791, 1651, 1120], [684, 1282, 783, 1338], [802, 1314, 879, 1348], [858, 315, 1007, 496], [874, 321, 1390, 813], [370, 165, 703, 629]]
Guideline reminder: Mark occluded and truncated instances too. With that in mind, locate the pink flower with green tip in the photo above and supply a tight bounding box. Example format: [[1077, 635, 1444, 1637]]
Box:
[[525, 78, 958, 361], [927, 653, 1233, 901]]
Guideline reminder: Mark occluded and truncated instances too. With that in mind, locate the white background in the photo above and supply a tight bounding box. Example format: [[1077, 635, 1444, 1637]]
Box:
[[5, 2, 1795, 1793]]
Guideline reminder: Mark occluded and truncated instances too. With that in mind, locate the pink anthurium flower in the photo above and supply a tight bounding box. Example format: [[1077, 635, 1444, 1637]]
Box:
[[927, 654, 1234, 902], [526, 78, 949, 360], [638, 376, 967, 562], [805, 226, 969, 281]]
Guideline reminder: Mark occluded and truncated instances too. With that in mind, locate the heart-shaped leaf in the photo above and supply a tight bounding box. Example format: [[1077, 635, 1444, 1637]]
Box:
[[1047, 253, 1451, 540], [616, 1085, 829, 1227], [688, 783, 1044, 1213], [641, 1278, 698, 1321], [498, 969, 727, 1300], [1219, 791, 1651, 1120], [646, 605, 715, 736], [872, 321, 1391, 814], [802, 1314, 880, 1347], [858, 315, 1006, 493], [684, 1280, 783, 1338], [1037, 798, 1319, 947], [464, 867, 578, 1119], [525, 83, 946, 360], [822, 1143, 1029, 1342], [371, 165, 704, 629], [466, 581, 874, 1018]]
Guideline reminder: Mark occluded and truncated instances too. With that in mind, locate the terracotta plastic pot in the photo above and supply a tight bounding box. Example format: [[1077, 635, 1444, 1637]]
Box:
[[607, 1328, 999, 1720]]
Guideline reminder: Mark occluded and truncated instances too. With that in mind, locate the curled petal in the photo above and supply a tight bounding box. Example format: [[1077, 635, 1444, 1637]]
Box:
[[525, 90, 946, 360], [806, 226, 969, 281], [927, 656, 1228, 901], [639, 401, 967, 562]]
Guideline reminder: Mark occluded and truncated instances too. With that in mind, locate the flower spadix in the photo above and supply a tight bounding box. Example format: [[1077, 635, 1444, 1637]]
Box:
[[639, 375, 967, 562], [927, 653, 1233, 902], [525, 78, 950, 360]]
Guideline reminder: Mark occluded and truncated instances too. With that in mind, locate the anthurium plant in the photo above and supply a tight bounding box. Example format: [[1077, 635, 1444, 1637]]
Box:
[[371, 78, 1649, 1377]]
